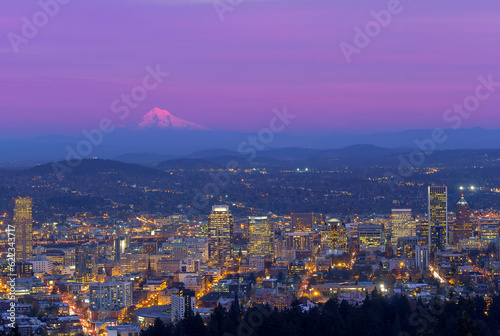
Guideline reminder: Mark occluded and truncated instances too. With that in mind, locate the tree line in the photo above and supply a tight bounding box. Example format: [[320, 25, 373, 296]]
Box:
[[141, 291, 500, 336]]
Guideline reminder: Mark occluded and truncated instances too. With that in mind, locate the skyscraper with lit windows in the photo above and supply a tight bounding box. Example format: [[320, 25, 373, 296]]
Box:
[[14, 197, 33, 262], [326, 218, 348, 254], [391, 209, 414, 246], [428, 186, 447, 254], [453, 195, 472, 244], [248, 216, 274, 259], [76, 242, 98, 282], [291, 213, 313, 233], [208, 205, 233, 265]]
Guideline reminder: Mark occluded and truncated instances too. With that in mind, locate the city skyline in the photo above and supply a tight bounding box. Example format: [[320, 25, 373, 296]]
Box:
[[1, 1, 500, 335]]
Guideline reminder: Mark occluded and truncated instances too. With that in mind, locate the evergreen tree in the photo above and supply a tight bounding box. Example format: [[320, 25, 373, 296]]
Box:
[[224, 293, 241, 335], [141, 318, 169, 336], [208, 304, 227, 336]]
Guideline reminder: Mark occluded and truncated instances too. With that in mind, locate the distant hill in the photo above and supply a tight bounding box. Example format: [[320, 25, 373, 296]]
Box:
[[157, 158, 223, 170], [259, 147, 323, 160], [185, 149, 241, 159], [326, 144, 411, 157], [114, 153, 177, 166], [2, 127, 500, 164], [29, 159, 165, 176], [20, 147, 500, 173], [153, 147, 500, 170]]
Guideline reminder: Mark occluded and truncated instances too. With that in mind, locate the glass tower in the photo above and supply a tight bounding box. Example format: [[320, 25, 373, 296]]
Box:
[[248, 216, 274, 259], [428, 186, 447, 254], [208, 205, 233, 265], [14, 197, 33, 262]]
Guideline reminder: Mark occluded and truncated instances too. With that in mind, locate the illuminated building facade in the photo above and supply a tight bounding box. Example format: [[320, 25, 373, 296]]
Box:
[[291, 213, 313, 233], [396, 236, 427, 258], [326, 218, 348, 253], [171, 288, 196, 324], [143, 242, 158, 255], [480, 223, 499, 243], [75, 242, 98, 282], [415, 245, 430, 272], [89, 281, 132, 311], [14, 197, 33, 262], [357, 224, 383, 248], [284, 232, 312, 251], [248, 216, 274, 259], [428, 186, 448, 254], [208, 205, 233, 265], [419, 220, 429, 241], [453, 196, 472, 244], [391, 209, 414, 246]]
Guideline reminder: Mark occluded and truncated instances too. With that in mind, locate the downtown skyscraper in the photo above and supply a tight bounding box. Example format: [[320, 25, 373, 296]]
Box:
[[75, 242, 98, 282], [248, 216, 274, 259], [428, 186, 448, 254], [14, 197, 33, 262], [453, 195, 472, 245], [208, 205, 233, 266], [326, 218, 348, 254], [391, 209, 414, 246]]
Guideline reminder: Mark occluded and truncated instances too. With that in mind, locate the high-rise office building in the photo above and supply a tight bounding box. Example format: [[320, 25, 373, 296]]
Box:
[[326, 218, 348, 254], [419, 220, 429, 241], [415, 245, 430, 272], [391, 209, 414, 246], [453, 196, 472, 244], [291, 213, 313, 233], [14, 197, 33, 262], [248, 216, 274, 259], [76, 242, 98, 282], [358, 224, 383, 248], [113, 238, 125, 261], [16, 262, 33, 277], [198, 222, 209, 238], [284, 232, 312, 251], [171, 288, 196, 324], [479, 223, 499, 244], [208, 206, 233, 265], [396, 236, 427, 258], [428, 186, 448, 254]]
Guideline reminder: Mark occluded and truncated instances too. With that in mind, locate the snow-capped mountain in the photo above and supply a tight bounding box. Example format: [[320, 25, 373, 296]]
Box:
[[129, 108, 208, 131]]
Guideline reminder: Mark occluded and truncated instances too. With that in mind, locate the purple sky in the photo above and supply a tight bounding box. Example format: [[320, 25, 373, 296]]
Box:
[[1, 0, 500, 137]]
